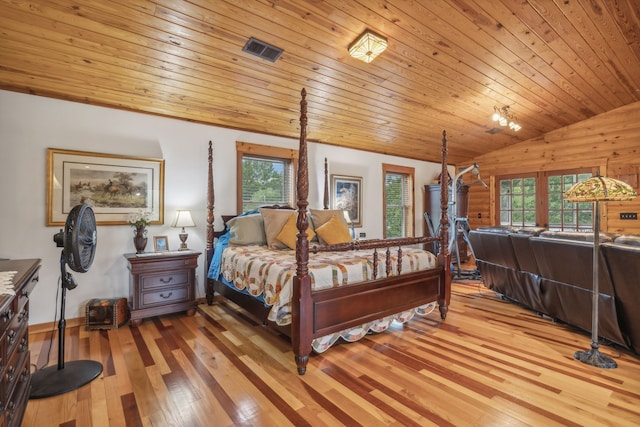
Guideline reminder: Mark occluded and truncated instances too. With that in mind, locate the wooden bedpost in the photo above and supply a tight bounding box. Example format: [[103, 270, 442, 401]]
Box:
[[438, 131, 451, 319], [292, 88, 313, 374], [323, 157, 329, 209], [205, 141, 215, 305]]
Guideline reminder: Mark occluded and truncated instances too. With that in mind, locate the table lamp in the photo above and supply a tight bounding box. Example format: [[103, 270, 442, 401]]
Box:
[[343, 210, 356, 239], [172, 210, 195, 250]]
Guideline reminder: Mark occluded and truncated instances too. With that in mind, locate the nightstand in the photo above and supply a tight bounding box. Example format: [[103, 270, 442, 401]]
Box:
[[124, 251, 201, 327]]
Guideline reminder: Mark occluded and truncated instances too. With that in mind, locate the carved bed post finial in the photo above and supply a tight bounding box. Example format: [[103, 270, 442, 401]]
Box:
[[207, 141, 214, 251], [439, 130, 451, 319], [297, 88, 310, 265], [205, 140, 215, 304], [324, 157, 329, 209], [293, 88, 312, 374]]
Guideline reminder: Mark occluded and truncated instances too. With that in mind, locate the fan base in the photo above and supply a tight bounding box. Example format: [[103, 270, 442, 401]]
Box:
[[29, 360, 103, 399]]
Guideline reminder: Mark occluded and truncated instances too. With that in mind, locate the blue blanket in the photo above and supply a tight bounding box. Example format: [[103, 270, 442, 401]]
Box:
[[207, 229, 230, 280], [207, 208, 263, 281], [207, 209, 268, 305]]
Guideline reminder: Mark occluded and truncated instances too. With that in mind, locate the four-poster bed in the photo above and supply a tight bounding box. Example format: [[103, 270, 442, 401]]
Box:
[[205, 89, 451, 374]]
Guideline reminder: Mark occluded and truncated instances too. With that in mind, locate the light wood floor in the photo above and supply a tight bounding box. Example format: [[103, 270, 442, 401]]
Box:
[[24, 280, 640, 426]]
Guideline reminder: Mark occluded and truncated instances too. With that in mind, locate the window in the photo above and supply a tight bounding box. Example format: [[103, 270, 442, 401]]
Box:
[[383, 164, 414, 238], [236, 142, 298, 213], [496, 167, 596, 231], [499, 175, 537, 227], [547, 172, 593, 231]]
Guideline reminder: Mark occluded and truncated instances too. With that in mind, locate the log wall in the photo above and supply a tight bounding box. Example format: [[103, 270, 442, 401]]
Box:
[[467, 101, 640, 234]]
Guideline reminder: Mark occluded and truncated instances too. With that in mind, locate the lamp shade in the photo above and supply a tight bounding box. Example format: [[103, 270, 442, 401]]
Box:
[[172, 210, 195, 228], [348, 30, 387, 63], [564, 175, 637, 202]]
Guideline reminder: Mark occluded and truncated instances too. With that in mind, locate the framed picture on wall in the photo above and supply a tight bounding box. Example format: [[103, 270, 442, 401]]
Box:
[[331, 175, 363, 227], [47, 148, 165, 226]]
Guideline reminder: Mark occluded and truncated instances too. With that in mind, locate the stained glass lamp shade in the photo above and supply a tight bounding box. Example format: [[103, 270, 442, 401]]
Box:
[[564, 175, 637, 368]]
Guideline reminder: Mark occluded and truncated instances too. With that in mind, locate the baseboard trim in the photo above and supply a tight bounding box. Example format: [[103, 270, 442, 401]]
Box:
[[29, 316, 85, 335], [29, 298, 211, 334]]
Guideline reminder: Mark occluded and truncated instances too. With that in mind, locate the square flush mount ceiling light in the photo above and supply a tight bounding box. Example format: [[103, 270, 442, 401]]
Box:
[[348, 30, 388, 63]]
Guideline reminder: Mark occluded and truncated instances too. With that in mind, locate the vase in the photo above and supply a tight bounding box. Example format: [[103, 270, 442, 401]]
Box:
[[133, 226, 148, 254]]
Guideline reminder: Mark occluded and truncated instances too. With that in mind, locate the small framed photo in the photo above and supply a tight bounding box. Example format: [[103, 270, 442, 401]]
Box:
[[153, 235, 169, 252]]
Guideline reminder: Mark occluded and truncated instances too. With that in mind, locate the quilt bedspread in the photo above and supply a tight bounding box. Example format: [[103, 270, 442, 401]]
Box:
[[219, 244, 438, 352]]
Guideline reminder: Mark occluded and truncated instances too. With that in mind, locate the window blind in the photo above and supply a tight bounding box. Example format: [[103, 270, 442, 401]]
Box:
[[241, 155, 293, 212], [385, 171, 413, 238]]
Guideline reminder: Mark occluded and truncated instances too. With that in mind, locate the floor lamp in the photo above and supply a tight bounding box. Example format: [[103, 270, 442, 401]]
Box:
[[564, 174, 637, 368]]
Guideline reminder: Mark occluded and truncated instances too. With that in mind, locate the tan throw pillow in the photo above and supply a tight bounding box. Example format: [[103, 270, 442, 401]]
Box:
[[227, 214, 266, 245], [276, 212, 316, 250], [315, 214, 352, 245], [309, 209, 349, 243], [260, 208, 295, 249]]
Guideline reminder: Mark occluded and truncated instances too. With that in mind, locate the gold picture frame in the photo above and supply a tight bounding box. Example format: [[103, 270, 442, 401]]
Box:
[[153, 235, 169, 252], [47, 148, 164, 226]]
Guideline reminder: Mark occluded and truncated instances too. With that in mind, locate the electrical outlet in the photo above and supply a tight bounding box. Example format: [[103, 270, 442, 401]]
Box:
[[359, 232, 366, 238], [620, 212, 638, 220]]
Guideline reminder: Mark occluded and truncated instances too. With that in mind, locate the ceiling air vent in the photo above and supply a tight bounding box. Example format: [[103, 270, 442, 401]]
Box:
[[485, 127, 503, 135], [242, 37, 283, 62]]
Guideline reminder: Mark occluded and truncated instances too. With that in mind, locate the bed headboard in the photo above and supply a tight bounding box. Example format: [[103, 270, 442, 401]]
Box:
[[205, 89, 450, 299]]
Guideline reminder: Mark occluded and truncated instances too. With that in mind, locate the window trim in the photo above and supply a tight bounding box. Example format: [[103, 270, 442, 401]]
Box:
[[236, 142, 298, 213], [382, 163, 415, 238]]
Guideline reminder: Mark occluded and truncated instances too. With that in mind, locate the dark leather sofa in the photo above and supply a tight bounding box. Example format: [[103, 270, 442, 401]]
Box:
[[469, 227, 639, 353], [601, 235, 640, 353]]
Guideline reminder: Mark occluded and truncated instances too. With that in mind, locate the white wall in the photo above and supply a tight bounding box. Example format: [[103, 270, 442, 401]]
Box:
[[0, 90, 451, 325]]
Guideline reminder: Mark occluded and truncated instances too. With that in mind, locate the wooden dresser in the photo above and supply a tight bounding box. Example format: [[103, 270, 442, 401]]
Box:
[[124, 251, 200, 327], [0, 259, 40, 427]]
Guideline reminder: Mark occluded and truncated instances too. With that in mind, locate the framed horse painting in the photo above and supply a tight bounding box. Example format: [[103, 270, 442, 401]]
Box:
[[46, 148, 165, 226]]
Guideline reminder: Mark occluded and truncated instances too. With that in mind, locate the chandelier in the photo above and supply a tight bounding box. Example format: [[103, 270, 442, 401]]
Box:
[[492, 106, 521, 131]]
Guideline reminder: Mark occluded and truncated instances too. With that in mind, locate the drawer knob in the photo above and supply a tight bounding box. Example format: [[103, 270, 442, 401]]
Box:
[[6, 365, 15, 382], [159, 292, 173, 299], [160, 276, 174, 284], [18, 336, 28, 352]]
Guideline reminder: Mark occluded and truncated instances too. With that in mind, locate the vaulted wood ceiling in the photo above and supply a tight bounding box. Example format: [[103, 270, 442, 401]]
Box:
[[1, 0, 639, 165]]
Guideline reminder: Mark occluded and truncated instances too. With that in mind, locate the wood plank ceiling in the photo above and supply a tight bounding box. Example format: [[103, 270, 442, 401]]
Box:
[[1, 0, 639, 164]]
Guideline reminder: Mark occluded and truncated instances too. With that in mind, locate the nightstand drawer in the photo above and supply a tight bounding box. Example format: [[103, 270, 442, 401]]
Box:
[[140, 271, 188, 290], [141, 285, 190, 307]]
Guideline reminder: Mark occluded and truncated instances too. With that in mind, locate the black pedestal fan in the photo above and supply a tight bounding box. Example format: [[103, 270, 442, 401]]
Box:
[[30, 203, 103, 399]]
